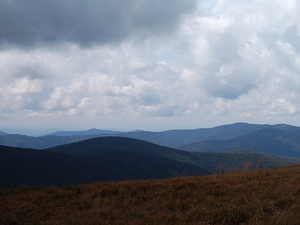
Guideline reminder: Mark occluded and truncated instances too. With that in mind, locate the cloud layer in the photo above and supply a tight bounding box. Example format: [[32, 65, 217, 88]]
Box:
[[0, 0, 195, 46], [1, 0, 300, 131]]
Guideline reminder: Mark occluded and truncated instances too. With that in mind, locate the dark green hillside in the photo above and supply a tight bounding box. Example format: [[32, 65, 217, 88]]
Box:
[[47, 136, 212, 170], [0, 145, 99, 188], [189, 152, 291, 172], [225, 149, 300, 164], [177, 128, 300, 157], [47, 136, 292, 172], [0, 144, 207, 188], [79, 149, 206, 180], [46, 136, 182, 157]]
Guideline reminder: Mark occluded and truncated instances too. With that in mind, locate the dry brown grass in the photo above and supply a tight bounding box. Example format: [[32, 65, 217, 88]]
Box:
[[2, 164, 300, 224]]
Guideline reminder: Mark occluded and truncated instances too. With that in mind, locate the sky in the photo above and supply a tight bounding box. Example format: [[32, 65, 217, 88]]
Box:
[[1, 0, 300, 134]]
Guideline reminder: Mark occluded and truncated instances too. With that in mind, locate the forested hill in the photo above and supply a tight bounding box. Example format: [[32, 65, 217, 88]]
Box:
[[0, 143, 207, 188], [0, 136, 293, 188]]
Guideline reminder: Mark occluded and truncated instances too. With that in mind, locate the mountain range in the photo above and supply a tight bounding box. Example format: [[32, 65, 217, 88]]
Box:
[[176, 128, 300, 157], [48, 128, 123, 136], [1, 122, 300, 149], [2, 122, 300, 188], [0, 135, 293, 188]]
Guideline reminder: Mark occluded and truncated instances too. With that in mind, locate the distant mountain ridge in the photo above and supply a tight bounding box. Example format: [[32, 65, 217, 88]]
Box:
[[47, 128, 123, 136], [1, 122, 300, 149], [115, 123, 300, 147], [177, 128, 300, 157], [0, 131, 7, 136]]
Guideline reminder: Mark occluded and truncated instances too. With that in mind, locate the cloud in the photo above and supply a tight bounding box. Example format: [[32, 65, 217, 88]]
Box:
[[0, 0, 196, 47], [1, 0, 300, 131], [0, 44, 183, 118], [178, 0, 300, 101]]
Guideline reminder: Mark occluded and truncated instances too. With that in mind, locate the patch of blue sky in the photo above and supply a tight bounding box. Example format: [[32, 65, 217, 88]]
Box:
[[157, 49, 179, 65]]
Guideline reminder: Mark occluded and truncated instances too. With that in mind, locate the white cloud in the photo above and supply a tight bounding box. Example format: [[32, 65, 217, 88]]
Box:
[[1, 0, 300, 131]]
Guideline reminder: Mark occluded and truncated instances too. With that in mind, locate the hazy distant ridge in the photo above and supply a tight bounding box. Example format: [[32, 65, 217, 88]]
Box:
[[47, 128, 123, 136], [2, 122, 300, 149], [116, 123, 300, 147], [177, 128, 300, 157], [0, 131, 8, 136]]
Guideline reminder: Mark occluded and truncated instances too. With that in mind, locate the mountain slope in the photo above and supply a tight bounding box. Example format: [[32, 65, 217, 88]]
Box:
[[47, 136, 292, 171], [177, 128, 300, 157], [0, 144, 206, 188], [224, 149, 300, 164], [0, 131, 8, 136], [0, 145, 98, 188], [46, 136, 183, 157]]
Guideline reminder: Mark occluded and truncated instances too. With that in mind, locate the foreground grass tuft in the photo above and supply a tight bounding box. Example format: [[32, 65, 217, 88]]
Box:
[[2, 164, 300, 224]]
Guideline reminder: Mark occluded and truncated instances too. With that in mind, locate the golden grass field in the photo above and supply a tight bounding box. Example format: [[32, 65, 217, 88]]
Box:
[[2, 164, 300, 224]]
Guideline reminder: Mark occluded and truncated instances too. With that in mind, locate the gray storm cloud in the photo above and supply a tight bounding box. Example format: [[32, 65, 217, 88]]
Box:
[[0, 0, 196, 46]]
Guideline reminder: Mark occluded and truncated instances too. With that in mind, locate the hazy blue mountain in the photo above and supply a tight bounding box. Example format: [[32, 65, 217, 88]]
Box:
[[176, 128, 300, 157], [0, 131, 8, 136], [114, 123, 300, 147], [47, 128, 123, 136], [1, 123, 300, 149], [0, 134, 97, 149]]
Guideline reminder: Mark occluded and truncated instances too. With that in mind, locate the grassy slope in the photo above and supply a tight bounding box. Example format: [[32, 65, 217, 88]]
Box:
[[2, 164, 300, 224]]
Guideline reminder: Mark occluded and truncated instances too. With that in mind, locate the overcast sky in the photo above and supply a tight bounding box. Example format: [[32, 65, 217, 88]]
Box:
[[1, 0, 300, 134]]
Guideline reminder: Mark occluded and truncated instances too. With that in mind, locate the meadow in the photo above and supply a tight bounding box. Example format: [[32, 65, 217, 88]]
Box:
[[2, 164, 300, 224]]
